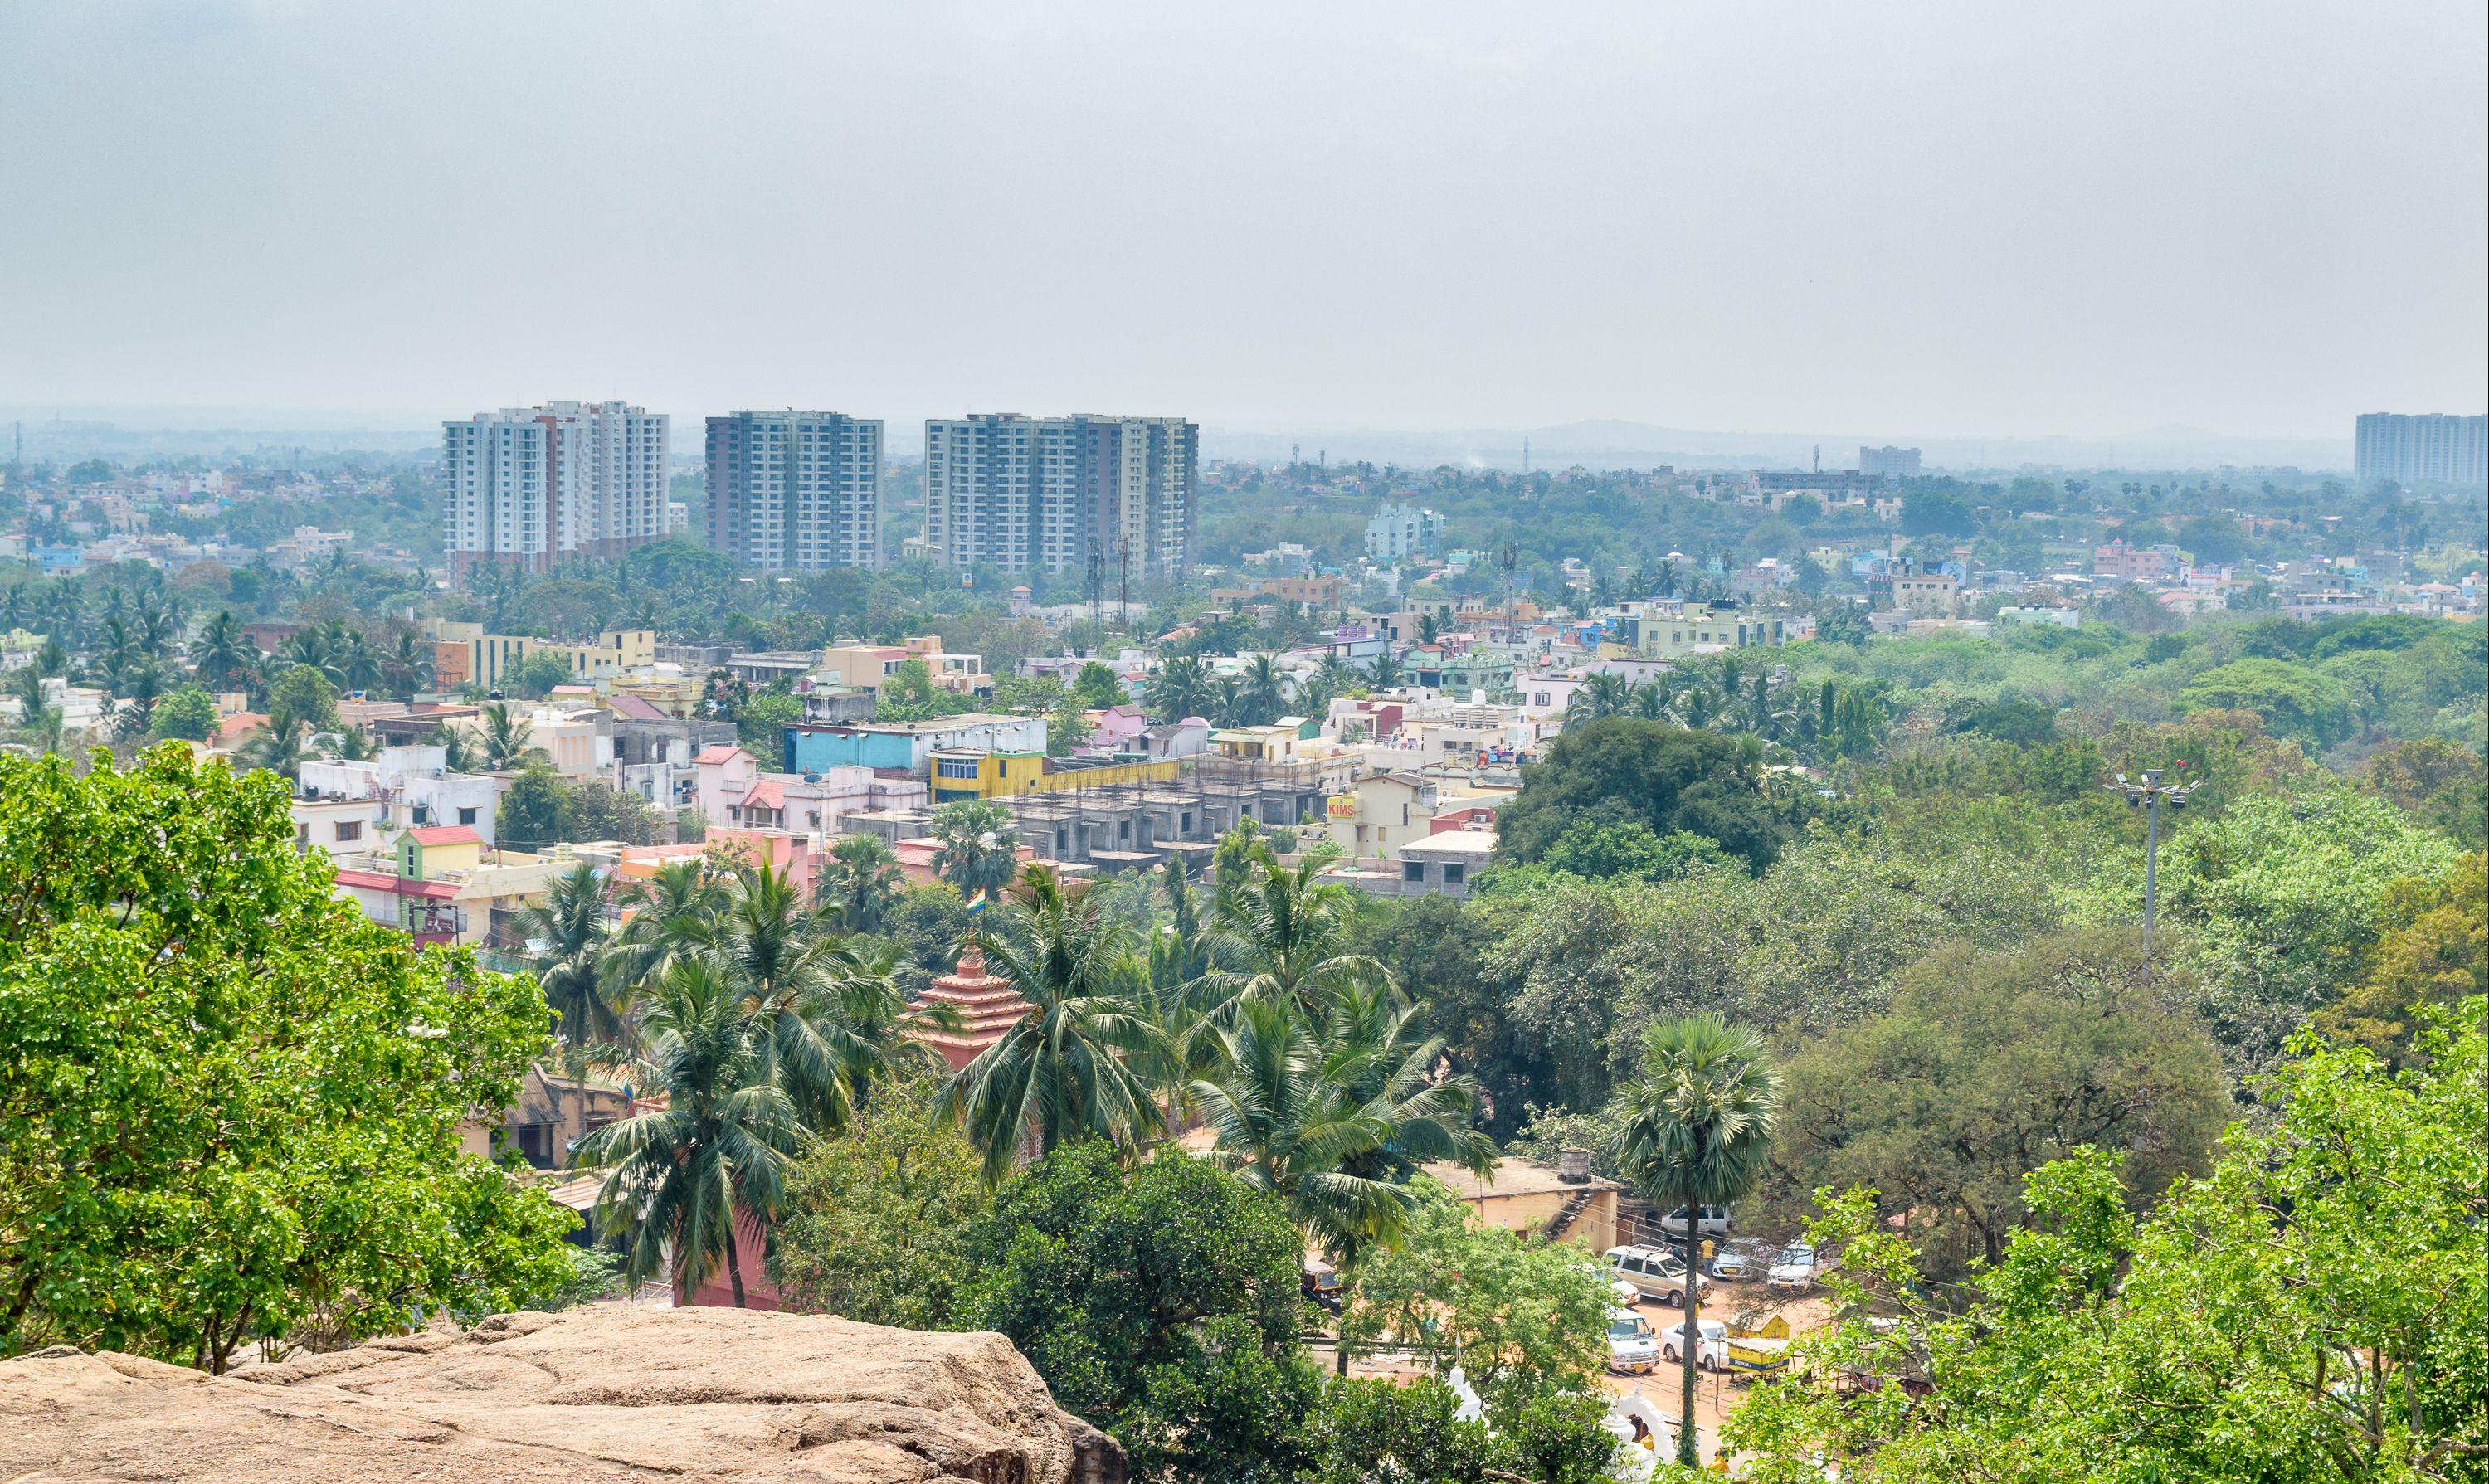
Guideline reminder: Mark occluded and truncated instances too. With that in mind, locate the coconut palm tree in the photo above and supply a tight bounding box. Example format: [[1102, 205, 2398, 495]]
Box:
[[476, 701, 538, 770], [329, 627, 385, 694], [0, 581, 29, 632], [510, 862, 626, 1067], [704, 862, 920, 1134], [602, 858, 731, 997], [577, 958, 801, 1308], [1187, 983, 1494, 1370], [1565, 670, 1635, 731], [37, 585, 81, 648], [1202, 843, 1390, 1014], [381, 630, 434, 698], [928, 799, 1020, 898], [189, 610, 257, 693], [1238, 654, 1288, 727], [1615, 1014, 1780, 1468], [280, 621, 338, 677], [936, 866, 1160, 1184], [240, 717, 314, 780], [1146, 652, 1214, 723], [1366, 652, 1405, 691], [818, 833, 902, 934]]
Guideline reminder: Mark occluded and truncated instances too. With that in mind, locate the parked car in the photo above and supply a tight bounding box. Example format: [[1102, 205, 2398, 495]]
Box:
[[1658, 1317, 1730, 1370], [1604, 1244, 1710, 1308], [1606, 1308, 1661, 1374], [1706, 1236, 1774, 1282], [1654, 1204, 1736, 1238], [1766, 1242, 1819, 1293]]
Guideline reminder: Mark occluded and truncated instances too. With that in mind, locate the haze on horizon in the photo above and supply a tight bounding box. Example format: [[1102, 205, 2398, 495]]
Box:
[[1, 2, 2482, 445]]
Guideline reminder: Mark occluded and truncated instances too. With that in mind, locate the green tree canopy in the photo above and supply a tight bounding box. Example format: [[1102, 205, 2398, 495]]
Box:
[[1495, 716, 1792, 872], [147, 684, 221, 742], [1732, 1000, 2489, 1482], [0, 747, 573, 1370], [957, 1142, 1321, 1481], [1769, 928, 2231, 1277], [2178, 656, 2360, 752]]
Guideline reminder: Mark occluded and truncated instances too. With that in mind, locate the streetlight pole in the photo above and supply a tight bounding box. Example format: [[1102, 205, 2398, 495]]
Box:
[[2105, 769, 2198, 958]]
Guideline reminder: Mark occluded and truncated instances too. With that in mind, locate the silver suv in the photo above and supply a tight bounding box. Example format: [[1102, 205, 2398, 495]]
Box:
[[1604, 1244, 1710, 1308]]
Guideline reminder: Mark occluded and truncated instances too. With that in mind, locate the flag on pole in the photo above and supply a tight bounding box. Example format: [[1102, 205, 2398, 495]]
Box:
[[965, 891, 989, 914]]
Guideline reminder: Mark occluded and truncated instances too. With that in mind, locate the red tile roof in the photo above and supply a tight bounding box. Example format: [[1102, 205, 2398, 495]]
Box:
[[407, 825, 484, 847], [694, 744, 750, 766]]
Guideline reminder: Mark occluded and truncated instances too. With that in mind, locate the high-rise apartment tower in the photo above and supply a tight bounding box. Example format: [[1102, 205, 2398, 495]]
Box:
[[2354, 413, 2487, 487], [444, 401, 670, 575], [922, 414, 1196, 579], [704, 411, 884, 570]]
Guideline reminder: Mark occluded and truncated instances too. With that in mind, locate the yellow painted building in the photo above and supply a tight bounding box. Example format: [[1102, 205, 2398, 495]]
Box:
[[928, 751, 1179, 805]]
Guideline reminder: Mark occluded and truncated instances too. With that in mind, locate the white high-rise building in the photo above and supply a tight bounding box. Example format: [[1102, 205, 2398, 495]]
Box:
[[705, 411, 883, 570], [1858, 445, 1922, 479], [1365, 502, 1444, 562], [2355, 413, 2487, 487], [923, 414, 1195, 579], [443, 401, 670, 575]]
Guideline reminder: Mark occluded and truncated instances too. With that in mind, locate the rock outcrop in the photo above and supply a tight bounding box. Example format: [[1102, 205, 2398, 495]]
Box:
[[0, 1304, 1125, 1483]]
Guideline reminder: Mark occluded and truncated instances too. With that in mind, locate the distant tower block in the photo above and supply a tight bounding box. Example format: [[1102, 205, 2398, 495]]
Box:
[[910, 943, 1033, 1071]]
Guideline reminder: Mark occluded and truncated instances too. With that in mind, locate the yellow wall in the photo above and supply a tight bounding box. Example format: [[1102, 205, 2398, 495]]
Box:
[[932, 752, 1179, 803]]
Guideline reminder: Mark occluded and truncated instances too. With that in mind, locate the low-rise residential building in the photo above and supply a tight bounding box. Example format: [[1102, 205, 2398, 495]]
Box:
[[782, 713, 1047, 776], [326, 825, 567, 949]]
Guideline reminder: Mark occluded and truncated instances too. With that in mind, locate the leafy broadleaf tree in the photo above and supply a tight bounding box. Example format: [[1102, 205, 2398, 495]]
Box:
[[1731, 1002, 2489, 1482], [0, 747, 574, 1370]]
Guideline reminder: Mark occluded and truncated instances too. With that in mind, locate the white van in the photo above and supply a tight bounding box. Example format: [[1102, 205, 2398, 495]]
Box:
[[1605, 1309, 1660, 1374], [1654, 1204, 1735, 1238]]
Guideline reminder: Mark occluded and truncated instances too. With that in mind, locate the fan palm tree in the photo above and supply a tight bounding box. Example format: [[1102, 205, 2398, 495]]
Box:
[[1201, 843, 1387, 1014], [1146, 652, 1214, 723], [818, 833, 902, 934], [476, 701, 538, 770], [510, 862, 627, 1068], [577, 958, 801, 1308], [189, 610, 257, 693], [1615, 1014, 1781, 1467], [928, 799, 1020, 898], [1187, 984, 1494, 1370], [936, 866, 1160, 1183]]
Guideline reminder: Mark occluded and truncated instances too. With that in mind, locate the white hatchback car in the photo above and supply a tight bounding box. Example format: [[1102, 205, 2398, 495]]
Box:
[[1658, 1317, 1730, 1369], [1766, 1242, 1819, 1293]]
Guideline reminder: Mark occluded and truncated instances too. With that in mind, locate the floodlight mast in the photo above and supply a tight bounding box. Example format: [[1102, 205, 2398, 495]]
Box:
[[2103, 767, 2199, 959]]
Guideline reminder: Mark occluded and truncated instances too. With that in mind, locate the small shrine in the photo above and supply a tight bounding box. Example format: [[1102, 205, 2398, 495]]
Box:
[[911, 942, 1033, 1071]]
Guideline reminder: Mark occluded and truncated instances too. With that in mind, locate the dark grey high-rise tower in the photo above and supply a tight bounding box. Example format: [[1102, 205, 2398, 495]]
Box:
[[704, 411, 884, 570]]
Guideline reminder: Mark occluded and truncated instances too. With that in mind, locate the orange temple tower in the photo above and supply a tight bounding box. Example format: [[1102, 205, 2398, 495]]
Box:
[[912, 942, 1032, 1071]]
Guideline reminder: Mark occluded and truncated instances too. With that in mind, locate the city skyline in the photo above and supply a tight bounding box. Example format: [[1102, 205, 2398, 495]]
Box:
[[2, 3, 2482, 440]]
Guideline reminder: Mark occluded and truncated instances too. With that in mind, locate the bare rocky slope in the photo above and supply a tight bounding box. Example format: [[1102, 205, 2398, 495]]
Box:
[[0, 1305, 1125, 1483]]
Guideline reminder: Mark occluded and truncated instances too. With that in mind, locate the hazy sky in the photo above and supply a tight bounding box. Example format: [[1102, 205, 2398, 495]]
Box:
[[2, 2, 2482, 440]]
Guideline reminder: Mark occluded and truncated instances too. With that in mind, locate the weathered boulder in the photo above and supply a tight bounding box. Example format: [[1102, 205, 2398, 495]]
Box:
[[0, 1304, 1125, 1483]]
